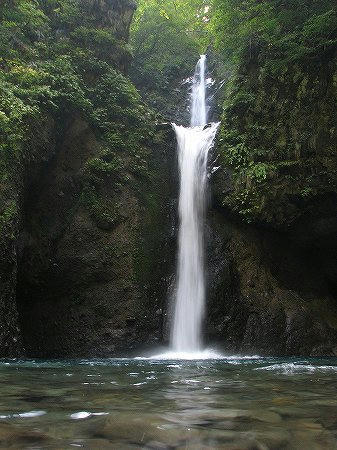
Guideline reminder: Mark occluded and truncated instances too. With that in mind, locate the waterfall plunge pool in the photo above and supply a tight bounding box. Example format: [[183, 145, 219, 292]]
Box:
[[0, 356, 337, 448]]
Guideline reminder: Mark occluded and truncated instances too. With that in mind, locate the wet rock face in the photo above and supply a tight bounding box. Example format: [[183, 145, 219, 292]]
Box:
[[0, 114, 56, 357], [205, 204, 337, 356], [16, 118, 176, 357], [217, 54, 337, 228], [85, 0, 137, 38], [0, 169, 22, 356], [0, 228, 21, 357], [205, 43, 337, 354], [0, 0, 173, 358]]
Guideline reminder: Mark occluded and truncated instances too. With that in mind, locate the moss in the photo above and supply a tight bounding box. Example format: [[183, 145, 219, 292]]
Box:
[[80, 187, 123, 231], [85, 155, 124, 178], [0, 200, 18, 237], [217, 55, 337, 227]]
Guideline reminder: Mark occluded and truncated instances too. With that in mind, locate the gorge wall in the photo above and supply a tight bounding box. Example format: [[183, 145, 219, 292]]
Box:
[[0, 0, 176, 357], [0, 0, 336, 357], [206, 0, 337, 356]]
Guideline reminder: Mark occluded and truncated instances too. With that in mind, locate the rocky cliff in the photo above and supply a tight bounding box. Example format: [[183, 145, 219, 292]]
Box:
[[0, 0, 176, 357], [207, 1, 337, 356], [1, 0, 336, 358]]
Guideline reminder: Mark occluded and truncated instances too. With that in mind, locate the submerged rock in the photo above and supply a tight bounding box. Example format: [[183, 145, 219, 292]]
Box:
[[0, 423, 52, 446]]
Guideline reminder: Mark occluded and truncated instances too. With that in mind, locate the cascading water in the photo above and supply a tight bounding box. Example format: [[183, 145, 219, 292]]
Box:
[[190, 55, 207, 127], [170, 55, 219, 355]]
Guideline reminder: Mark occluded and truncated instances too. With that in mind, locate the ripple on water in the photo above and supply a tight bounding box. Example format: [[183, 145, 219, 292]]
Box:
[[0, 357, 336, 449], [135, 349, 263, 362], [0, 410, 47, 419], [255, 363, 337, 374], [70, 412, 109, 420]]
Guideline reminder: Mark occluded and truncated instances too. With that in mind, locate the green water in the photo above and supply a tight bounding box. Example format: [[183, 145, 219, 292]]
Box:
[[0, 357, 337, 449]]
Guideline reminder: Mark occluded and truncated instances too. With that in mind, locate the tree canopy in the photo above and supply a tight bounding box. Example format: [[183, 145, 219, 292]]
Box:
[[210, 0, 337, 70], [130, 0, 211, 117]]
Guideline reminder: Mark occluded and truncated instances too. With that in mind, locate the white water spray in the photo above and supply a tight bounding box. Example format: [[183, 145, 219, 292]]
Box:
[[170, 55, 219, 354], [191, 54, 207, 127]]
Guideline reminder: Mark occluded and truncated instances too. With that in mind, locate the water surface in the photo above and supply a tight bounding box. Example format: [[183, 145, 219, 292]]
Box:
[[1, 356, 337, 448]]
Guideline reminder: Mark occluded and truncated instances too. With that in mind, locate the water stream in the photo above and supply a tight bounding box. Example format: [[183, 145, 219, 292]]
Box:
[[0, 357, 336, 448], [171, 55, 219, 354]]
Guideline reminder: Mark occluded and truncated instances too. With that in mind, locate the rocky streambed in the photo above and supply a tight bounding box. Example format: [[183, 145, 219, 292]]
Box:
[[0, 357, 336, 448]]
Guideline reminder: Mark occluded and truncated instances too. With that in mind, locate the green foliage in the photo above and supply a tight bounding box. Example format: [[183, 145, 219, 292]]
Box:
[[0, 0, 49, 59], [0, 0, 159, 240], [44, 0, 81, 27], [0, 200, 18, 237], [80, 186, 123, 231], [71, 26, 116, 47], [211, 0, 337, 69], [246, 162, 271, 183], [131, 0, 211, 114], [85, 154, 124, 180], [0, 0, 151, 150], [0, 76, 38, 155], [213, 0, 337, 225], [89, 71, 145, 128]]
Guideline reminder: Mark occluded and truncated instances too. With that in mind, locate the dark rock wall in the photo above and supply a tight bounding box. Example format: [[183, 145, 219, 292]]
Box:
[[0, 180, 22, 356], [0, 0, 176, 358], [217, 52, 337, 227], [85, 0, 137, 36], [205, 206, 337, 356], [0, 112, 56, 356], [17, 120, 176, 357], [206, 16, 337, 355]]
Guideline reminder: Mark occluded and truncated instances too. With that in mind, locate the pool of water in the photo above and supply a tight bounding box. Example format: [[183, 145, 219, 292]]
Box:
[[1, 356, 337, 448]]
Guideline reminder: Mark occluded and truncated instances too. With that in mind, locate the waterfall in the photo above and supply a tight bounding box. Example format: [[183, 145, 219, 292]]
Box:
[[170, 55, 219, 354], [191, 54, 207, 127]]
